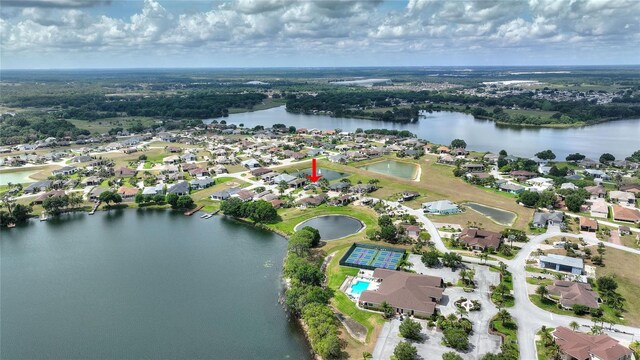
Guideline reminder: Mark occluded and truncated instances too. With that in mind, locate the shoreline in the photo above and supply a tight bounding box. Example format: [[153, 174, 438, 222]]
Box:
[[286, 107, 634, 129]]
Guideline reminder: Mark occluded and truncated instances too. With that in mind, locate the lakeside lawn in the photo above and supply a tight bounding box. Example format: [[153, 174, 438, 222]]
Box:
[[594, 247, 640, 326]]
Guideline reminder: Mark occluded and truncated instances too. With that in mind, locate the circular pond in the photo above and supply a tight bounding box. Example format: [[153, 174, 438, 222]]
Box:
[[294, 215, 364, 241]]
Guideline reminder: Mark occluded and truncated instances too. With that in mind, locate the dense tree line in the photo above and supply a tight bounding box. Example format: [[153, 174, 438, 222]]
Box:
[[286, 89, 640, 126], [283, 228, 342, 359], [5, 92, 268, 121], [220, 198, 278, 223], [0, 113, 91, 145]]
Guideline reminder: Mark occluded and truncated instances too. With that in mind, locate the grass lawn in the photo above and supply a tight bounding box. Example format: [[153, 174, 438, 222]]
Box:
[[491, 271, 515, 308], [490, 314, 519, 358], [277, 155, 533, 230], [526, 277, 553, 286], [529, 294, 621, 325], [594, 247, 640, 326], [191, 177, 250, 202], [68, 117, 157, 135], [272, 204, 378, 235]]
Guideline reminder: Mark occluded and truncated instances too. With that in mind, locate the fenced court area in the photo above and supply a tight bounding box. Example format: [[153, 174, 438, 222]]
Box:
[[340, 243, 405, 270]]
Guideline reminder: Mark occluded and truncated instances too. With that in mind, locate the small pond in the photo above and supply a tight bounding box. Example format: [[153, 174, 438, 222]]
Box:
[[292, 168, 349, 182], [358, 160, 418, 180], [0, 169, 39, 186], [465, 202, 516, 226], [294, 215, 364, 241]]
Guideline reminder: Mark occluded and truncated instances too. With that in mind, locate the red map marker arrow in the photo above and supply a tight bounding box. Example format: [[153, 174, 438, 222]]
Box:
[[307, 158, 322, 183]]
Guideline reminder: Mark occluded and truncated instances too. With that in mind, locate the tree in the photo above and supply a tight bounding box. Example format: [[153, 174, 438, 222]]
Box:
[[450, 139, 467, 149], [379, 224, 398, 243], [249, 200, 277, 223], [499, 149, 508, 156], [176, 195, 194, 209], [442, 252, 462, 269], [497, 309, 512, 325], [597, 275, 618, 293], [288, 232, 313, 257], [421, 249, 440, 268], [98, 191, 122, 207], [166, 193, 179, 208], [443, 328, 469, 351], [399, 318, 422, 341], [392, 342, 417, 360], [442, 352, 464, 360], [381, 301, 394, 319], [536, 284, 548, 300], [565, 194, 586, 212], [572, 304, 590, 315], [569, 321, 580, 331], [42, 195, 69, 215], [278, 180, 288, 194], [301, 226, 321, 247], [362, 352, 372, 360], [518, 191, 540, 207], [599, 153, 615, 164], [11, 203, 33, 223], [535, 149, 556, 160], [566, 153, 585, 162]]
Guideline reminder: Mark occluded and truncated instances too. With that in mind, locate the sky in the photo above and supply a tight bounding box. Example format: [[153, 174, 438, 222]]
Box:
[[1, 0, 639, 69]]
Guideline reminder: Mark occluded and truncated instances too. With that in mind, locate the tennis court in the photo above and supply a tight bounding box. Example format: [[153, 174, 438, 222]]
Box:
[[340, 243, 405, 270]]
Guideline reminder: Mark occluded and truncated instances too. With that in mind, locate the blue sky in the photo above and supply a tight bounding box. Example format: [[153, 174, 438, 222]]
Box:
[[1, 0, 638, 69]]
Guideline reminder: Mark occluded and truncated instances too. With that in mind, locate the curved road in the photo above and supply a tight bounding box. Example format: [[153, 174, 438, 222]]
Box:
[[380, 201, 640, 359]]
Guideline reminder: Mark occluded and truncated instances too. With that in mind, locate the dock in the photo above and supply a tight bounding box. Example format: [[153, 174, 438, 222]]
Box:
[[89, 202, 101, 215], [184, 205, 204, 216]]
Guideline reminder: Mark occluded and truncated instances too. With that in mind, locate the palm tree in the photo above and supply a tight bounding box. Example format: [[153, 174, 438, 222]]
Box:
[[590, 325, 603, 335], [536, 284, 549, 300], [498, 261, 507, 276], [547, 343, 561, 360], [569, 321, 580, 331], [540, 325, 553, 346], [497, 309, 512, 325], [459, 268, 468, 285], [362, 352, 372, 360]]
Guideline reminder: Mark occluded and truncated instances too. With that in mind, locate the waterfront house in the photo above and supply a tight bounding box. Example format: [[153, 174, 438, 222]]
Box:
[[546, 281, 599, 310], [539, 254, 583, 275], [359, 269, 444, 318], [52, 166, 78, 176], [167, 181, 189, 196], [24, 180, 53, 194], [233, 189, 256, 202], [422, 200, 460, 214], [552, 327, 633, 360], [142, 185, 163, 196], [210, 187, 241, 201], [88, 187, 108, 202], [458, 228, 502, 251], [117, 187, 139, 201]]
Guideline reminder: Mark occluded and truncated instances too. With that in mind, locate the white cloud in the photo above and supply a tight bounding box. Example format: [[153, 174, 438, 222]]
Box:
[[1, 0, 638, 67]]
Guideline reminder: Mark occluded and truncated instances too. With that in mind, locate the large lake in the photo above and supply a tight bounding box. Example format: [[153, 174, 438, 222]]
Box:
[[206, 106, 639, 159], [0, 210, 310, 359]]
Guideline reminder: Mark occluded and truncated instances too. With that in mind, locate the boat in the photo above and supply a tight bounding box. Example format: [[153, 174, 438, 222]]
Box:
[[200, 213, 208, 218], [40, 212, 49, 221], [7, 223, 16, 228]]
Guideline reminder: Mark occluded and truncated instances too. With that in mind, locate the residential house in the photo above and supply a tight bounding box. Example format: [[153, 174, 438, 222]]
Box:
[[23, 180, 53, 194], [499, 182, 526, 195], [526, 177, 554, 191], [462, 163, 485, 173], [585, 185, 607, 199], [190, 177, 214, 190], [52, 166, 78, 176], [584, 169, 611, 180], [579, 217, 598, 232], [328, 154, 347, 164], [359, 269, 444, 318], [402, 225, 421, 240], [546, 281, 600, 310], [609, 191, 635, 206], [142, 185, 163, 196], [532, 211, 564, 228], [88, 187, 109, 201], [458, 228, 502, 251], [83, 176, 102, 186], [210, 187, 241, 201], [117, 187, 139, 201], [589, 199, 610, 219], [163, 155, 180, 164], [33, 190, 66, 204], [241, 158, 261, 169], [510, 170, 537, 181], [612, 204, 640, 224], [552, 327, 633, 360], [539, 254, 584, 275], [560, 183, 579, 191], [250, 167, 272, 177], [115, 167, 137, 177], [167, 181, 189, 196], [233, 189, 256, 202], [422, 200, 460, 214], [298, 194, 327, 208]]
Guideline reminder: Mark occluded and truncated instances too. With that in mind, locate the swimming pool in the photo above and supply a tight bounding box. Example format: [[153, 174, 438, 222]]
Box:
[[350, 280, 370, 295]]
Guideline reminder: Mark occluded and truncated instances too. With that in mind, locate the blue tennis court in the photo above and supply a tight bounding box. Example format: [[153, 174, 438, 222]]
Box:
[[341, 244, 405, 270]]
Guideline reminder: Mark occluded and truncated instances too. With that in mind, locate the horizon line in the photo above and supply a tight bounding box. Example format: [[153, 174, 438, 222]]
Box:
[[2, 64, 640, 71]]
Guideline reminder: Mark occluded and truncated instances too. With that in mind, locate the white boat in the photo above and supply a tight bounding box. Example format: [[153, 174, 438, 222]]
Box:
[[40, 212, 49, 221]]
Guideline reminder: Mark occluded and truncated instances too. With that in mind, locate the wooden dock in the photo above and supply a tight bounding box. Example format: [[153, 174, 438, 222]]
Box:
[[89, 202, 101, 215], [184, 205, 204, 216]]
